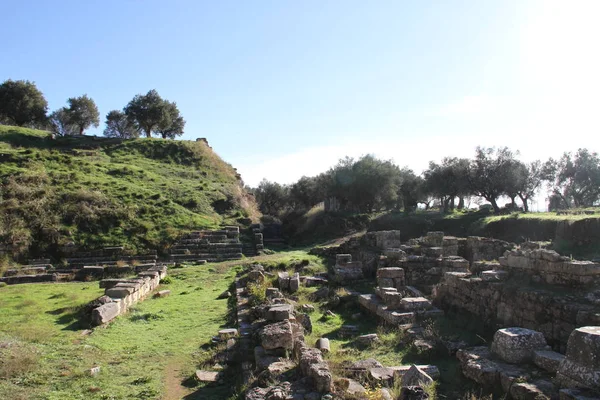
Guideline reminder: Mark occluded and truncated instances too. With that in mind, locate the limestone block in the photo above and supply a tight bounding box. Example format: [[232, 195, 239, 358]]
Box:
[[383, 248, 407, 260], [378, 277, 395, 288], [277, 272, 290, 290], [400, 297, 432, 311], [357, 334, 379, 346], [218, 328, 238, 340], [424, 231, 444, 247], [490, 327, 547, 364], [289, 273, 300, 292], [401, 364, 434, 386], [533, 350, 565, 374], [442, 256, 470, 271], [267, 304, 293, 321], [91, 302, 120, 325], [316, 338, 330, 353], [195, 370, 221, 382], [399, 386, 429, 400], [377, 267, 405, 279], [260, 321, 294, 350], [510, 380, 556, 400], [154, 289, 171, 298], [391, 365, 440, 380], [423, 247, 443, 258], [556, 326, 600, 390], [105, 286, 134, 298], [308, 362, 333, 392]]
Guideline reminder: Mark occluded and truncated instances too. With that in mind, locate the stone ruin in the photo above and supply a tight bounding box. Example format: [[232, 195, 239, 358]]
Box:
[[457, 326, 600, 399], [169, 226, 242, 263], [233, 265, 334, 399], [90, 264, 167, 325], [434, 247, 600, 350]]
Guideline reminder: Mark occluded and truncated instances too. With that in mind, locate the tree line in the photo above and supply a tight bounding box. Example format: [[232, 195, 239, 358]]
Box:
[[252, 147, 600, 216], [0, 79, 185, 139]]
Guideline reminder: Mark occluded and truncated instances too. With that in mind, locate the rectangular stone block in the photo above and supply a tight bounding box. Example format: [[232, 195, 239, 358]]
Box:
[[92, 302, 120, 325], [533, 350, 564, 374], [400, 297, 432, 311]]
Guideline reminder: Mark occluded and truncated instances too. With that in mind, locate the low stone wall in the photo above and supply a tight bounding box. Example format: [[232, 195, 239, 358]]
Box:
[[434, 272, 600, 351], [90, 265, 167, 326], [499, 249, 600, 287]]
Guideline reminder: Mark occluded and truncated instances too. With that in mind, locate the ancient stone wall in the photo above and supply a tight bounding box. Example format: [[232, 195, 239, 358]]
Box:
[[90, 265, 167, 326], [169, 227, 242, 263], [434, 271, 600, 351]]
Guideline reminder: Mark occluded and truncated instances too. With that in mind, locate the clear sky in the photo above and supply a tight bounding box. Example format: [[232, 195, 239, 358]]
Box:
[[2, 1, 599, 193]]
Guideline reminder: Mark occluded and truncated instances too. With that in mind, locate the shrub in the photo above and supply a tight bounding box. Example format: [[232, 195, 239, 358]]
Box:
[[247, 279, 269, 305], [159, 276, 172, 285]]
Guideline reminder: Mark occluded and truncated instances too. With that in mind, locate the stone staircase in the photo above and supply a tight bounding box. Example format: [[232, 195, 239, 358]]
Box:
[[169, 226, 243, 263]]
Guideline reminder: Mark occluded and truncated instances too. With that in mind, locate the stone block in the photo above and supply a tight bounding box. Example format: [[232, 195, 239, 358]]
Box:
[[377, 267, 405, 279], [533, 350, 565, 374], [401, 364, 434, 386], [260, 321, 294, 350], [267, 304, 293, 321], [357, 333, 379, 346], [277, 272, 290, 290], [218, 328, 238, 340], [316, 338, 330, 353], [91, 302, 120, 325], [556, 326, 600, 390], [400, 297, 432, 311], [423, 247, 443, 258], [289, 273, 300, 292], [424, 231, 444, 247], [378, 278, 395, 288], [105, 287, 134, 298], [490, 327, 547, 364], [154, 289, 171, 298], [195, 370, 221, 382]]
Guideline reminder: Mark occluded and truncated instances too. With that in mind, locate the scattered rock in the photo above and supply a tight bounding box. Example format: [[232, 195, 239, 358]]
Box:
[[154, 289, 171, 298], [316, 338, 330, 353], [260, 320, 294, 350], [356, 333, 379, 346], [491, 327, 548, 364], [402, 364, 434, 386], [217, 290, 231, 299], [89, 366, 101, 376], [300, 304, 315, 313], [195, 370, 221, 383], [296, 313, 313, 334]]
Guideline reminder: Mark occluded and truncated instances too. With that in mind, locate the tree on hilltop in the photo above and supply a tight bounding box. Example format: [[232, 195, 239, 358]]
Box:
[[64, 95, 100, 135], [424, 157, 471, 213], [49, 108, 77, 136], [124, 90, 185, 139], [545, 149, 600, 208], [0, 79, 48, 127], [103, 110, 139, 138]]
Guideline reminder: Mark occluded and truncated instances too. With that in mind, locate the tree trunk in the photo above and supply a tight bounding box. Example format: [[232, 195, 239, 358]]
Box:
[[518, 194, 529, 212], [450, 197, 456, 211], [79, 126, 84, 135], [489, 197, 501, 214], [457, 196, 465, 210], [510, 196, 516, 210], [145, 126, 152, 138], [161, 132, 167, 139]]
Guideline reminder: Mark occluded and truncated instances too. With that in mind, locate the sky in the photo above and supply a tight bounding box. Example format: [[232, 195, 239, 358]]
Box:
[[2, 1, 599, 199]]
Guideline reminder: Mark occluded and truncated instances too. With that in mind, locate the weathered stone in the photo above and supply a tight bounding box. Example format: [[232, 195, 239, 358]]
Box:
[[196, 370, 221, 382], [356, 333, 379, 346], [336, 378, 366, 395], [377, 267, 405, 279], [400, 297, 432, 311], [248, 269, 265, 283], [296, 313, 312, 334], [559, 388, 600, 400], [316, 338, 330, 354], [311, 287, 329, 300], [301, 304, 315, 313], [277, 272, 290, 290], [289, 273, 300, 292], [267, 304, 294, 321], [217, 290, 231, 299], [260, 321, 294, 350], [481, 270, 508, 281], [510, 380, 554, 400], [533, 350, 565, 374], [91, 302, 120, 325], [490, 327, 547, 364], [339, 325, 359, 337], [218, 328, 238, 340], [154, 289, 170, 298], [336, 254, 352, 265], [556, 326, 600, 390]]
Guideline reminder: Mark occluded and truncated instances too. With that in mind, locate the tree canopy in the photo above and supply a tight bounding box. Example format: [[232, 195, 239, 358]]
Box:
[[124, 90, 185, 139], [103, 110, 139, 138], [64, 95, 100, 135], [0, 79, 48, 127]]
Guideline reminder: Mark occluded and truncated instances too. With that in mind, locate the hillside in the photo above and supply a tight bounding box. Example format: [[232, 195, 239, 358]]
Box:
[[0, 125, 259, 260]]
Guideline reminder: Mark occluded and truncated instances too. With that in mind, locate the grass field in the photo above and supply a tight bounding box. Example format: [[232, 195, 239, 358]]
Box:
[[0, 251, 327, 400]]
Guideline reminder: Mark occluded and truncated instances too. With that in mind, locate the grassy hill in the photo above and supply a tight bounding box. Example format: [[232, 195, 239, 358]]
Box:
[[0, 125, 259, 261]]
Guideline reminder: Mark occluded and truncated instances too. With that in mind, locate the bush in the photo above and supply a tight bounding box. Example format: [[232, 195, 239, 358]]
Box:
[[247, 279, 269, 305], [159, 276, 172, 285], [0, 282, 7, 288]]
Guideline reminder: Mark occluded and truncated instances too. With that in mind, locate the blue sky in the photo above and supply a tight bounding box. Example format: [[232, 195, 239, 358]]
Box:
[[2, 1, 599, 194]]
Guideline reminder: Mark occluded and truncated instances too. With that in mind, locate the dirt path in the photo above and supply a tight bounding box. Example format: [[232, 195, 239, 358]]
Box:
[[163, 361, 193, 400]]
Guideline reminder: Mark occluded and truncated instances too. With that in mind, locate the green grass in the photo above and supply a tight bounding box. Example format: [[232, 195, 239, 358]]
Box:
[[0, 125, 258, 260], [482, 211, 599, 223], [0, 250, 326, 400]]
